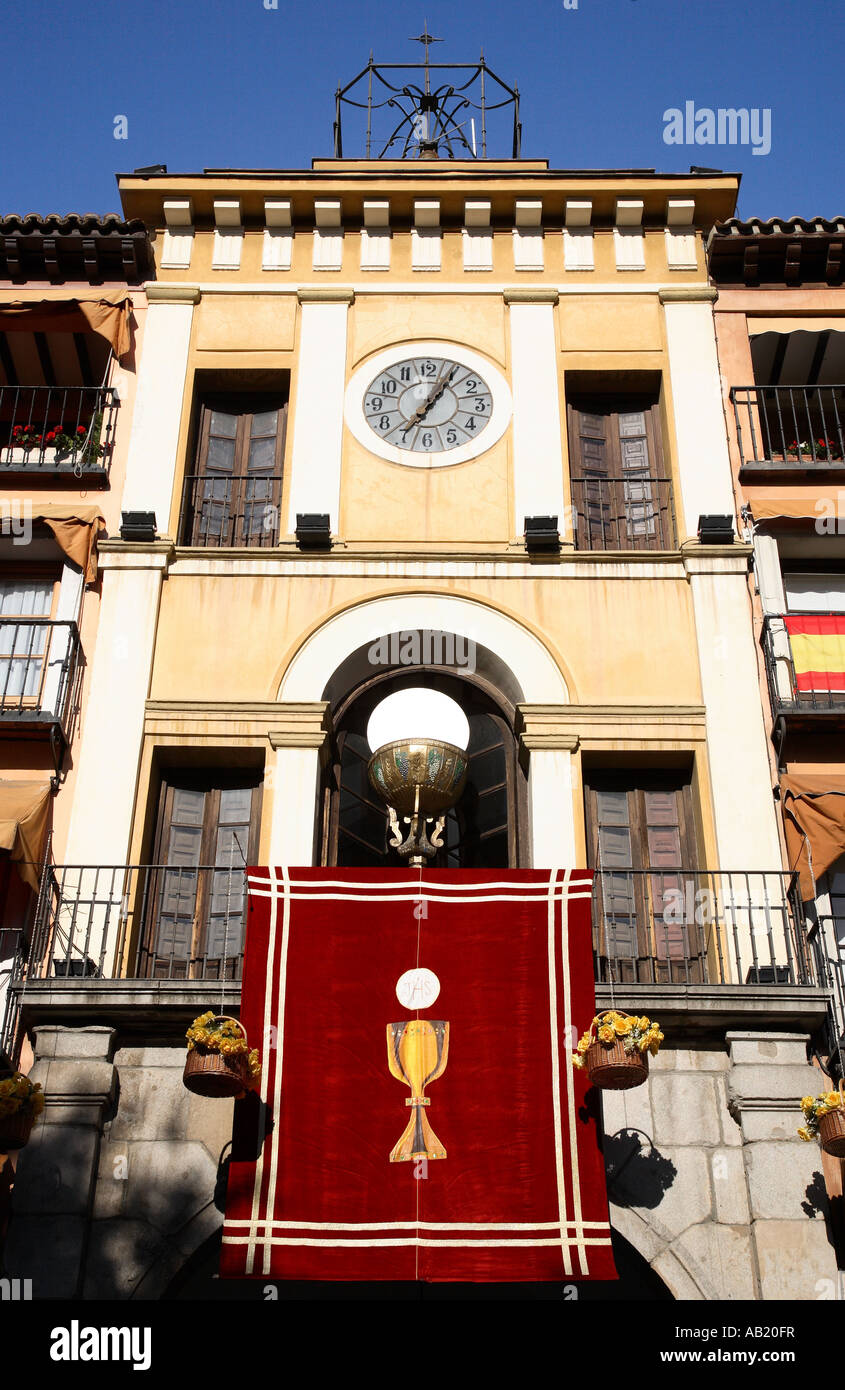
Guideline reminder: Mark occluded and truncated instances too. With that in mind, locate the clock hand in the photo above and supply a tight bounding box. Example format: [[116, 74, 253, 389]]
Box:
[[401, 364, 455, 435]]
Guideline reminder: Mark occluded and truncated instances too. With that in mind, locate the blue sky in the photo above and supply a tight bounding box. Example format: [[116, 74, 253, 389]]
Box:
[[1, 0, 841, 220]]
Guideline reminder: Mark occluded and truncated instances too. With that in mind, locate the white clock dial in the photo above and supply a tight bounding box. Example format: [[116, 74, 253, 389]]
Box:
[[345, 341, 512, 469], [363, 356, 494, 454]]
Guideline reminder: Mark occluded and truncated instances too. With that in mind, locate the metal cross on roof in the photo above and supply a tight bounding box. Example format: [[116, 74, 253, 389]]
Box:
[[408, 22, 444, 56]]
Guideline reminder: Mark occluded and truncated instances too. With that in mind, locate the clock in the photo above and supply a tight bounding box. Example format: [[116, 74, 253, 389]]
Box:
[[363, 355, 493, 455], [344, 341, 512, 468]]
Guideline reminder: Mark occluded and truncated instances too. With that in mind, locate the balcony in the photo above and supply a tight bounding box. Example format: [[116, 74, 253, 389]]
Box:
[[762, 614, 845, 733], [0, 619, 81, 737], [593, 868, 813, 986], [178, 473, 283, 547], [731, 384, 845, 475], [569, 477, 676, 551], [0, 384, 117, 479]]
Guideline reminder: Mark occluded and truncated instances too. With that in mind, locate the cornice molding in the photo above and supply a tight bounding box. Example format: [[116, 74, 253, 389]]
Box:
[[297, 286, 355, 304], [503, 288, 559, 305], [659, 285, 718, 304], [145, 283, 201, 304]]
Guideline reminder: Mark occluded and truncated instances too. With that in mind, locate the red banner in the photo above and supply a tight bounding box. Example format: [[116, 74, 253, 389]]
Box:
[[221, 868, 617, 1283]]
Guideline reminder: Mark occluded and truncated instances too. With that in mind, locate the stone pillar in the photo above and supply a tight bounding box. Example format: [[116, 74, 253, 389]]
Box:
[[267, 702, 332, 866], [515, 705, 579, 868], [727, 1031, 840, 1299], [5, 1026, 116, 1298]]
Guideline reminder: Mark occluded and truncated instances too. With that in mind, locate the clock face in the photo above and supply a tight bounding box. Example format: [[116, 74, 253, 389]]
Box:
[[363, 356, 494, 454]]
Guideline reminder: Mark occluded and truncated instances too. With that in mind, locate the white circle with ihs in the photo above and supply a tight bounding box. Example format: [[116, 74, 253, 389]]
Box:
[[395, 967, 441, 1010]]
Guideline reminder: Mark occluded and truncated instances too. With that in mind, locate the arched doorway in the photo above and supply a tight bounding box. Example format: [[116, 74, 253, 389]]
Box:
[[319, 658, 528, 868]]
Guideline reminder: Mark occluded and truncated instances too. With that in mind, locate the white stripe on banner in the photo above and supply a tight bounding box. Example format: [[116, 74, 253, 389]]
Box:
[[225, 1235, 614, 1250], [263, 865, 292, 1277], [245, 864, 280, 1275], [559, 868, 587, 1275], [227, 1218, 610, 1232], [246, 874, 591, 894]]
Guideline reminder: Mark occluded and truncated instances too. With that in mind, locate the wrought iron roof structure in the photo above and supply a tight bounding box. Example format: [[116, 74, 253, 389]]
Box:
[[333, 33, 521, 160]]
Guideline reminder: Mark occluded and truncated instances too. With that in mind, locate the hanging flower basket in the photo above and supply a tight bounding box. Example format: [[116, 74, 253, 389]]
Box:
[[572, 1010, 664, 1091], [0, 1072, 45, 1150], [183, 1012, 261, 1099], [798, 1084, 845, 1157]]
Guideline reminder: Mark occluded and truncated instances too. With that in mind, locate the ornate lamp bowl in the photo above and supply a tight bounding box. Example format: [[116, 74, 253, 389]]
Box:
[[368, 738, 468, 862], [368, 739, 468, 815]]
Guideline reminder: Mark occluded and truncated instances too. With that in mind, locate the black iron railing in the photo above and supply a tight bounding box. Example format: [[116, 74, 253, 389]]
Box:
[[731, 384, 845, 469], [179, 474, 283, 547], [0, 619, 81, 729], [592, 868, 815, 987], [569, 477, 676, 551], [762, 613, 845, 714], [0, 385, 117, 472], [20, 862, 819, 993], [807, 915, 845, 1064], [27, 864, 247, 982]]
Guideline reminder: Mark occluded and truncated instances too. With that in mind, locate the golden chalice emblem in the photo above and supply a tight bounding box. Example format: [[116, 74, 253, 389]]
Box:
[[386, 1019, 449, 1162]]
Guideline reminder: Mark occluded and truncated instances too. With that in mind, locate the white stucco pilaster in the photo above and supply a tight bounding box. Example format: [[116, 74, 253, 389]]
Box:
[[505, 290, 567, 536], [64, 547, 171, 867], [121, 286, 199, 534], [285, 289, 353, 536], [661, 289, 736, 541], [686, 552, 781, 871], [266, 704, 331, 866]]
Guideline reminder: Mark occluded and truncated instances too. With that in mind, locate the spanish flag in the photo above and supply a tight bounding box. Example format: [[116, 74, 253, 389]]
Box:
[[784, 614, 845, 693]]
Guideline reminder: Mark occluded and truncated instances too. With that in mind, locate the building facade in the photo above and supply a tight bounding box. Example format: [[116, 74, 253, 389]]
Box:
[[1, 72, 842, 1299]]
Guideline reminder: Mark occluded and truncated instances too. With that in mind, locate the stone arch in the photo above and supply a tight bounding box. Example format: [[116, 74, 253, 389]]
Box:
[[276, 592, 570, 705], [609, 1205, 722, 1302]]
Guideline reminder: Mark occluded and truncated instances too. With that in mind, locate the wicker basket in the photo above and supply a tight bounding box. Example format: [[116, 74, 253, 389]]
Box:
[[585, 1037, 649, 1090], [0, 1109, 36, 1152], [183, 1016, 251, 1099], [819, 1085, 845, 1158]]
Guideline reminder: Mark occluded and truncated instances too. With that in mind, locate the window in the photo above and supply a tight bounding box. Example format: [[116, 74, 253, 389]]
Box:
[[142, 771, 262, 978], [181, 392, 287, 547], [567, 394, 674, 550], [584, 770, 700, 982], [0, 579, 55, 704], [325, 677, 525, 869]]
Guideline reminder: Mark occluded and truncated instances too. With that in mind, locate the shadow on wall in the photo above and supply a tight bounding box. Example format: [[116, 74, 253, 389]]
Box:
[[604, 1128, 678, 1211]]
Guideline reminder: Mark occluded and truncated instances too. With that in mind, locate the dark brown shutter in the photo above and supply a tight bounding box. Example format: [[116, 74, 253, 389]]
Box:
[[144, 771, 261, 977]]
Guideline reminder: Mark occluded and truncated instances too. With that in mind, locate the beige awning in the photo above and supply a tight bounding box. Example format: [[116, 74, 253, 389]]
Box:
[[0, 294, 132, 359], [781, 773, 845, 900], [34, 505, 106, 585], [0, 780, 51, 893], [748, 491, 830, 523]]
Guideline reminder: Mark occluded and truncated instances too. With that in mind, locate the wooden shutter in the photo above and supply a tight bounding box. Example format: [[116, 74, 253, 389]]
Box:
[[188, 395, 287, 546], [585, 771, 700, 982], [145, 772, 262, 978], [568, 397, 669, 549]]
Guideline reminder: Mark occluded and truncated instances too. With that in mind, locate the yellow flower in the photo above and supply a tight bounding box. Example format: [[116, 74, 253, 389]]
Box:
[[576, 1034, 591, 1054], [823, 1092, 842, 1110], [613, 1016, 633, 1036], [598, 1025, 615, 1044], [571, 1053, 584, 1069], [800, 1096, 816, 1114], [797, 1127, 814, 1142]]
